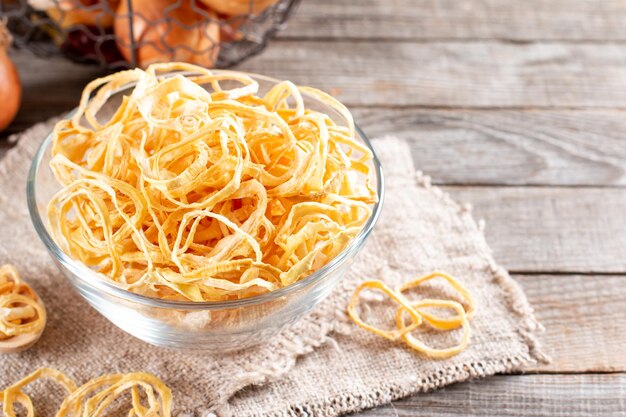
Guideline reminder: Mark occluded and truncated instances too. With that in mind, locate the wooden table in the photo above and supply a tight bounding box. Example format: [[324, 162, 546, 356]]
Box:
[[3, 1, 626, 415]]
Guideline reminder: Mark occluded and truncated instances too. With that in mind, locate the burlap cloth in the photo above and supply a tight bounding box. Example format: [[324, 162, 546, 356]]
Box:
[[1, 119, 547, 416]]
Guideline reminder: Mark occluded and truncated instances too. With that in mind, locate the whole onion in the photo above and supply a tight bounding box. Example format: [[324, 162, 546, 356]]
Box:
[[199, 0, 279, 16], [46, 0, 119, 29], [114, 0, 220, 68], [0, 20, 20, 132]]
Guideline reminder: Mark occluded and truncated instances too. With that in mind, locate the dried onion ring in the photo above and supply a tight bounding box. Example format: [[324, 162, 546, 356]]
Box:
[[347, 280, 422, 341], [0, 368, 171, 417], [347, 272, 476, 359], [396, 299, 471, 359], [397, 271, 475, 330], [0, 265, 46, 343]]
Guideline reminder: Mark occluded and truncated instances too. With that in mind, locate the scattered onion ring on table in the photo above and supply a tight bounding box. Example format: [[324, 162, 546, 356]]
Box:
[[0, 264, 46, 350], [347, 272, 476, 359], [47, 63, 377, 302], [0, 368, 172, 417]]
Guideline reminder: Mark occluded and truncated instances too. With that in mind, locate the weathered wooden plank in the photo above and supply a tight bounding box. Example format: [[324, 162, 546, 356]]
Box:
[[239, 40, 626, 108], [445, 187, 626, 273], [517, 274, 626, 373], [284, 0, 626, 42], [351, 374, 626, 417], [356, 109, 626, 186], [8, 40, 626, 129]]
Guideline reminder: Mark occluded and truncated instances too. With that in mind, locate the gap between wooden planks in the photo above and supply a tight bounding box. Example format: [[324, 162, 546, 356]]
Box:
[[281, 0, 626, 42]]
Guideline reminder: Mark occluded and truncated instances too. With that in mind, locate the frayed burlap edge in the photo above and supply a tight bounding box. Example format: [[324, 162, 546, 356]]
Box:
[[2, 124, 548, 417]]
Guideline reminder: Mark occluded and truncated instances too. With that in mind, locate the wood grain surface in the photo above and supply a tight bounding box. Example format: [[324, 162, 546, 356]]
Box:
[[446, 187, 626, 273], [353, 374, 626, 416], [284, 0, 626, 41], [517, 274, 626, 373], [238, 41, 626, 108], [356, 109, 626, 186]]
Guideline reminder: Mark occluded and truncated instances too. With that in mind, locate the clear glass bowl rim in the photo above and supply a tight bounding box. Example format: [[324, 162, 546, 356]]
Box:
[[26, 69, 385, 311]]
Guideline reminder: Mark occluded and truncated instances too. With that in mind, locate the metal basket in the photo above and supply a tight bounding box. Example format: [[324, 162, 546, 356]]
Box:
[[0, 0, 301, 69]]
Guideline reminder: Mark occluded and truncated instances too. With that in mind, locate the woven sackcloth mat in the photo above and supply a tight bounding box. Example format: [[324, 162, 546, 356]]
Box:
[[1, 118, 547, 417]]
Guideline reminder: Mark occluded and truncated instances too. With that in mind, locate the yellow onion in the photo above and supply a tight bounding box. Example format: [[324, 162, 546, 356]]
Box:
[[46, 0, 119, 29], [219, 15, 246, 43], [114, 0, 220, 68], [0, 20, 20, 132], [199, 0, 280, 16]]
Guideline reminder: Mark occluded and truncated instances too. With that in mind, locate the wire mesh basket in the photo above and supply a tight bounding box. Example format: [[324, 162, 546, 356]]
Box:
[[0, 0, 301, 69]]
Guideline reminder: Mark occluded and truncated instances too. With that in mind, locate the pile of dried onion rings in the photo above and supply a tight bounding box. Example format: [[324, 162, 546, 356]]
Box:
[[47, 63, 377, 302]]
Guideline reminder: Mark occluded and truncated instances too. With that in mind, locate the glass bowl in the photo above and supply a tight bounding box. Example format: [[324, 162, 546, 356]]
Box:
[[26, 70, 384, 351]]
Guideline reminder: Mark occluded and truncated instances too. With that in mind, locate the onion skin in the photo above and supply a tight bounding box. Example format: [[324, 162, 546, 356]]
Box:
[[199, 0, 280, 16], [114, 0, 220, 68], [46, 0, 119, 29], [219, 14, 245, 42], [0, 23, 20, 132]]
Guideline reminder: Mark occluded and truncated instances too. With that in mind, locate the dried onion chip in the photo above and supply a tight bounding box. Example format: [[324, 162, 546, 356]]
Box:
[[0, 265, 46, 343], [0, 368, 171, 417], [347, 272, 476, 359], [396, 271, 475, 330], [396, 299, 471, 359], [346, 280, 422, 341], [47, 63, 377, 302]]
